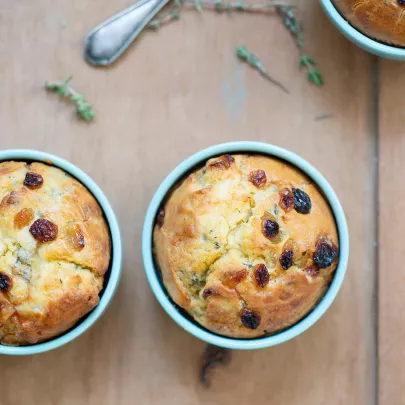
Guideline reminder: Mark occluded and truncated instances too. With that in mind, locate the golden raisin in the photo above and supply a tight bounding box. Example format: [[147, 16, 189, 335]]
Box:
[[208, 154, 235, 170], [2, 191, 20, 205], [65, 224, 85, 250], [222, 269, 247, 289], [248, 170, 267, 188], [279, 188, 294, 212], [14, 208, 34, 230]]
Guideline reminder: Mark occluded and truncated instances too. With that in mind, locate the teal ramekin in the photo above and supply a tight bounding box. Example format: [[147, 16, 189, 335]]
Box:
[[0, 149, 122, 355], [142, 142, 349, 350], [320, 0, 405, 60]]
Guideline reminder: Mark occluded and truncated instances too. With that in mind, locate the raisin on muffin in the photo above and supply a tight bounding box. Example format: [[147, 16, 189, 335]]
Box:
[[0, 162, 111, 345], [153, 154, 339, 338], [333, 0, 405, 47]]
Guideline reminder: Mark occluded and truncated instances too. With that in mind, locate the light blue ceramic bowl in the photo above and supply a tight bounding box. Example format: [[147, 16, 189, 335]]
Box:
[[143, 142, 349, 350], [0, 150, 122, 355], [321, 0, 405, 60]]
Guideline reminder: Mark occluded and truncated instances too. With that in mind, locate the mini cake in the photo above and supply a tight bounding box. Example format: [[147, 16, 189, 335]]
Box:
[[0, 162, 111, 345], [153, 154, 339, 338], [333, 0, 405, 47]]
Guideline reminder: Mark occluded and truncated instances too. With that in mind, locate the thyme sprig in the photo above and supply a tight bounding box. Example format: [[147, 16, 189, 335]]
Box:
[[195, 0, 295, 13], [236, 46, 289, 93], [277, 5, 323, 86], [148, 0, 295, 28], [149, 8, 181, 29], [45, 76, 95, 121], [200, 345, 231, 387], [148, 1, 323, 87]]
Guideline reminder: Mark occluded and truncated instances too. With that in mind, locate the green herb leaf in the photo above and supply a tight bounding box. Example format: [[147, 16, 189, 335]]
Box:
[[236, 46, 289, 93], [234, 1, 244, 11], [299, 55, 316, 70], [45, 77, 95, 121], [307, 68, 323, 86], [149, 20, 160, 29], [195, 0, 203, 12], [215, 0, 223, 12]]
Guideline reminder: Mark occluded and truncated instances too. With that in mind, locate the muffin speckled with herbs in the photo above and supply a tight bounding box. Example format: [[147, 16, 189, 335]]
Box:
[[333, 0, 405, 46], [153, 154, 339, 338], [0, 161, 110, 346]]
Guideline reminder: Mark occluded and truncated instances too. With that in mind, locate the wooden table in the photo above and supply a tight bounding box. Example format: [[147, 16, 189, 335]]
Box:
[[0, 0, 398, 403]]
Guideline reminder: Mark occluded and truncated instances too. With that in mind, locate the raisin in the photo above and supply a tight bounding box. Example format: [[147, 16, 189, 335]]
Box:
[[222, 269, 247, 289], [156, 209, 165, 227], [24, 172, 44, 189], [241, 308, 261, 330], [313, 238, 338, 269], [202, 288, 215, 299], [14, 208, 34, 230], [292, 188, 311, 214], [305, 265, 320, 277], [0, 273, 11, 293], [254, 264, 270, 288], [29, 219, 58, 242], [65, 223, 85, 250], [279, 188, 294, 212], [208, 154, 235, 170], [280, 248, 294, 270], [262, 219, 279, 239], [2, 191, 20, 205], [248, 170, 267, 188]]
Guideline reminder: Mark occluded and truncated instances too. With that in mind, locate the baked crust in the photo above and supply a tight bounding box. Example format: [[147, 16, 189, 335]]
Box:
[[153, 154, 338, 338], [0, 162, 111, 345], [333, 0, 405, 46]]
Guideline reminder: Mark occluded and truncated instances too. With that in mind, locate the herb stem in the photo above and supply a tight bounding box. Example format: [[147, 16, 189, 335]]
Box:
[[148, 0, 295, 27], [236, 46, 289, 93], [45, 77, 95, 121], [276, 5, 323, 86], [149, 7, 181, 29], [185, 0, 295, 12], [258, 70, 289, 93]]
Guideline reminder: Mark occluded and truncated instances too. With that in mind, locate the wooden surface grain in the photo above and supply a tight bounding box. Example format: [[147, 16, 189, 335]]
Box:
[[379, 60, 405, 405], [0, 0, 377, 404]]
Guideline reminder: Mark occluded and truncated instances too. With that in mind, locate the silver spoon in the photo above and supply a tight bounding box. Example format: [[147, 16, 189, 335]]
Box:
[[85, 0, 171, 66]]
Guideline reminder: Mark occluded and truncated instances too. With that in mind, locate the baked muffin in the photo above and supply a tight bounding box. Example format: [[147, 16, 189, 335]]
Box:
[[333, 0, 405, 46], [0, 162, 111, 345], [153, 154, 339, 338]]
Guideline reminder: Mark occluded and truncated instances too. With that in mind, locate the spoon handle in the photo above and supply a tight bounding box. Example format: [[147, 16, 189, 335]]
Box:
[[85, 0, 171, 66]]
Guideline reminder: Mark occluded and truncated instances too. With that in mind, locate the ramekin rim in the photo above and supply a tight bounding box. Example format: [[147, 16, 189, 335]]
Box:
[[142, 141, 349, 350], [0, 149, 122, 355], [320, 0, 405, 60]]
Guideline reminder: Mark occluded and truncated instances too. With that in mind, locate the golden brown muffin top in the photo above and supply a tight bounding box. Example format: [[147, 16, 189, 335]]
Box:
[[0, 162, 110, 345], [154, 154, 339, 338], [333, 0, 405, 46]]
